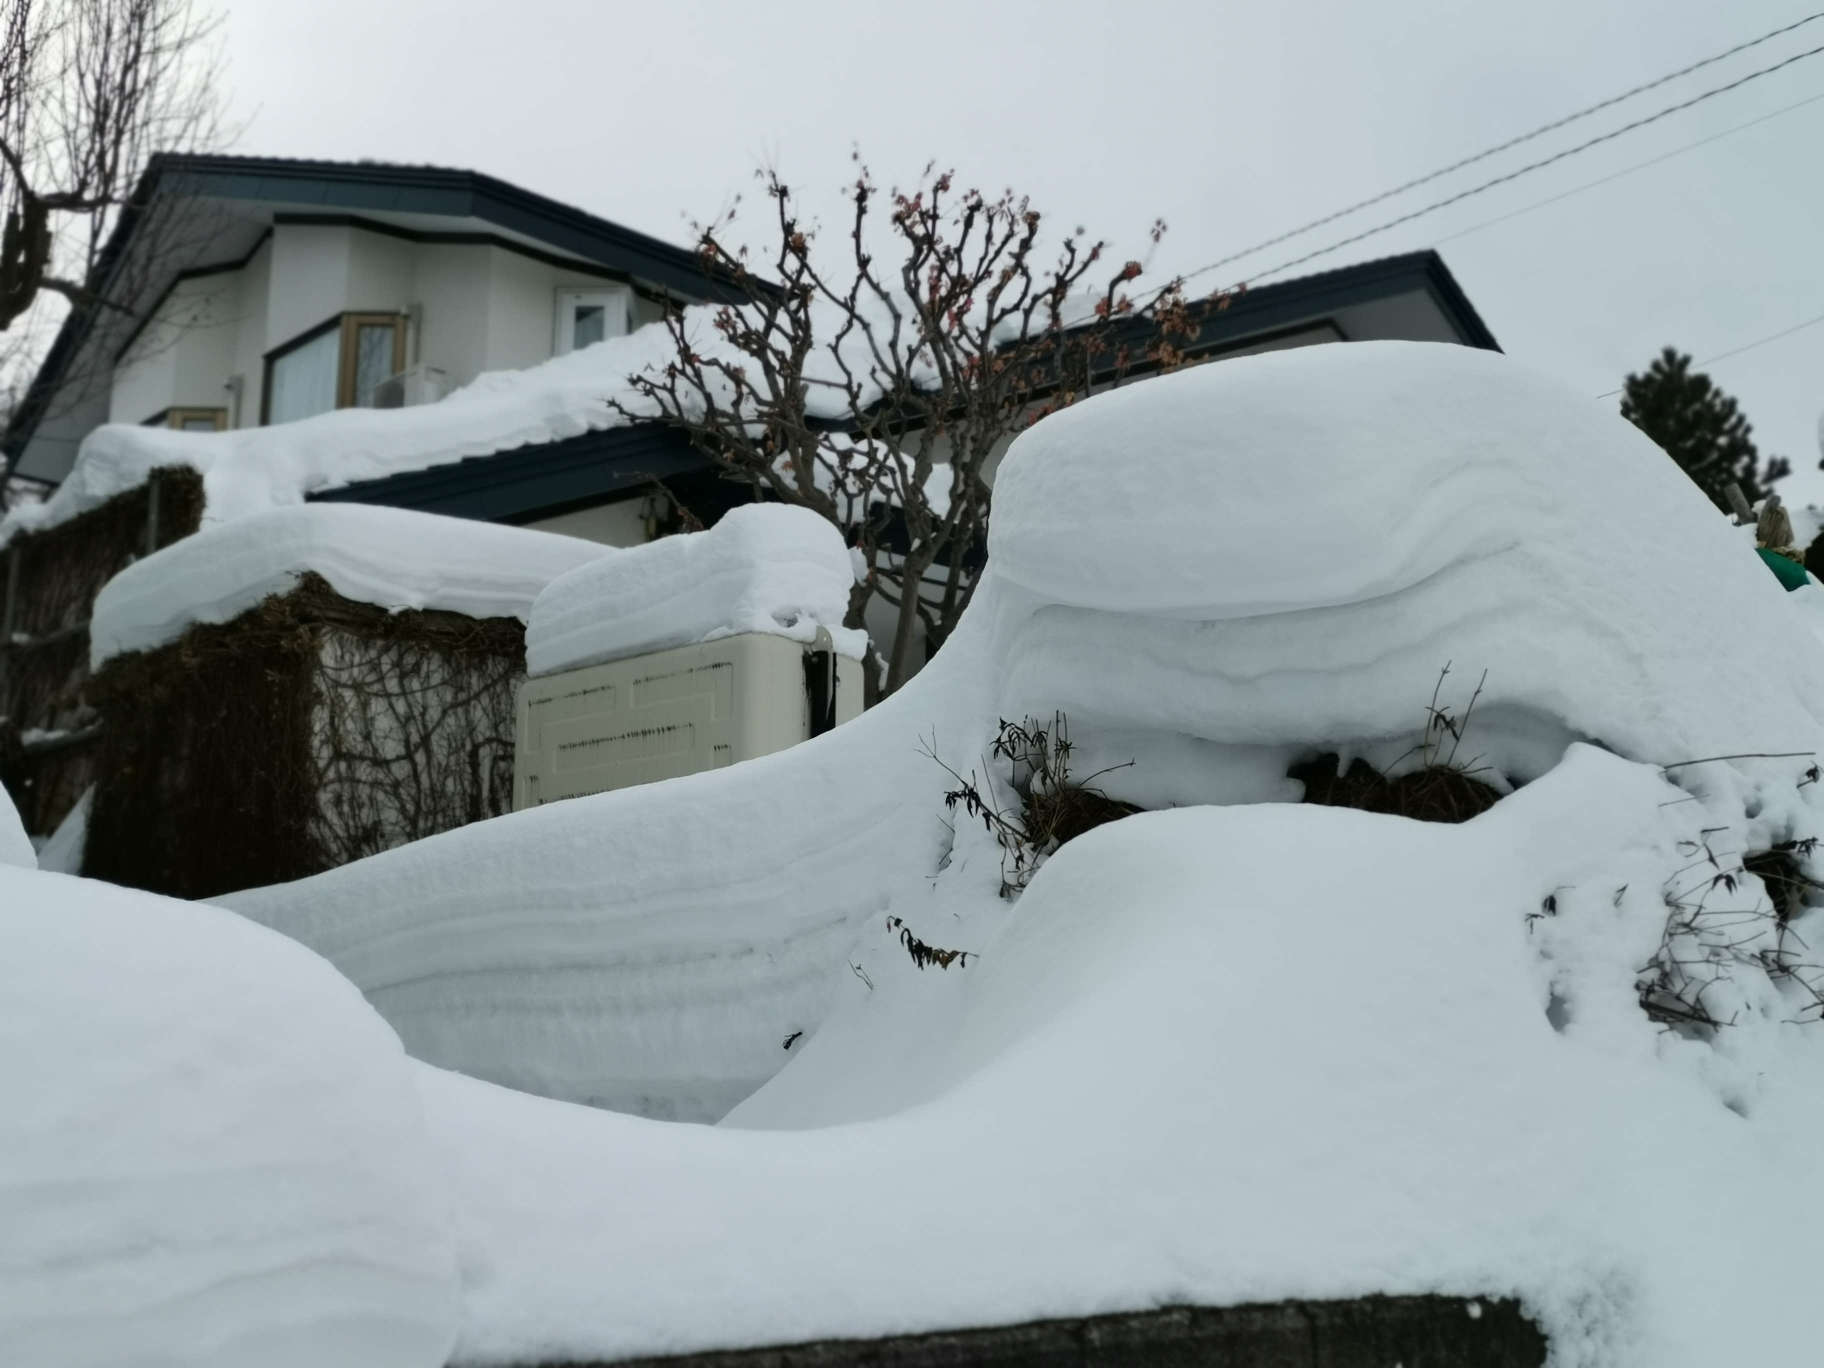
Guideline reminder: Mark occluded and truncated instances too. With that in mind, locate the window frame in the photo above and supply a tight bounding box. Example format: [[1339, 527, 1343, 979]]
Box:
[[141, 407, 229, 431], [553, 287, 632, 357], [261, 312, 408, 424], [339, 313, 409, 409], [167, 407, 228, 432]]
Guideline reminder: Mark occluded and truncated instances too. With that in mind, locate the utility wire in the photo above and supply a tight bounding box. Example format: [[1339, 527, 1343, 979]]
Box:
[[1596, 313, 1824, 399], [1229, 38, 1824, 287], [1177, 12, 1824, 282], [1433, 86, 1824, 247]]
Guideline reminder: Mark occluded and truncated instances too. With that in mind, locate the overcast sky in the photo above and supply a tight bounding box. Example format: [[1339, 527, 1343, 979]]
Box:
[[223, 0, 1824, 497]]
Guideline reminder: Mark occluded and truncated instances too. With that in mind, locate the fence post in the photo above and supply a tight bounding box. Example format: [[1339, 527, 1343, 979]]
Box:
[[0, 544, 18, 714], [145, 474, 161, 556]]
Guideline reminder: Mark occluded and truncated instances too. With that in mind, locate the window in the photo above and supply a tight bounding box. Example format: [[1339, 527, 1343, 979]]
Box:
[[169, 408, 227, 432], [554, 289, 631, 356], [343, 314, 407, 408], [263, 313, 407, 425], [141, 408, 228, 431]]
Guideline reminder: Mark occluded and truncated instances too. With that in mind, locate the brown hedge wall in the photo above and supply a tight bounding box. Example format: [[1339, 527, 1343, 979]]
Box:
[[85, 572, 525, 899]]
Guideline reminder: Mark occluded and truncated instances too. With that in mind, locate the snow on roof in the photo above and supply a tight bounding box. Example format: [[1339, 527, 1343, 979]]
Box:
[[1, 860, 458, 1364], [89, 503, 611, 667], [526, 504, 866, 676], [0, 302, 882, 548], [1, 322, 681, 547], [196, 341, 1824, 1363]]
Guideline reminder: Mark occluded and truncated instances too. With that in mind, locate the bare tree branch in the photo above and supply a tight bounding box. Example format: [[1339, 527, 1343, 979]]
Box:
[[616, 161, 1224, 697]]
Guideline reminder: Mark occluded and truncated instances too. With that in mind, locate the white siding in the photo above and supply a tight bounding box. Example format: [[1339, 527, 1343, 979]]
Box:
[[109, 271, 245, 425], [522, 499, 648, 547], [412, 243, 495, 385]]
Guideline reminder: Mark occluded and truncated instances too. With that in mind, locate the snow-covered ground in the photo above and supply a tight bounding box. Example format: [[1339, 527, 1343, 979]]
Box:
[[15, 341, 1824, 1365], [1, 790, 459, 1367]]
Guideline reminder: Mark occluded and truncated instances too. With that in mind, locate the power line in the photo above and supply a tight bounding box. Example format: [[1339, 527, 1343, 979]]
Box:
[[1231, 38, 1824, 286], [1432, 87, 1824, 248], [1178, 12, 1824, 283], [1596, 313, 1824, 399]]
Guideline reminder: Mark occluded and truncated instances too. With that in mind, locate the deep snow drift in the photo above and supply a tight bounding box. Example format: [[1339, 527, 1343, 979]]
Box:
[[89, 503, 610, 666], [421, 749, 1824, 1368], [192, 340, 1824, 1364], [526, 503, 867, 677], [0, 859, 458, 1367]]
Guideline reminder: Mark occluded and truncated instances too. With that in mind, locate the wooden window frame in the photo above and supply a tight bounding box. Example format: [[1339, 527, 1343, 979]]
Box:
[[167, 407, 228, 432], [338, 313, 408, 408], [261, 312, 407, 424]]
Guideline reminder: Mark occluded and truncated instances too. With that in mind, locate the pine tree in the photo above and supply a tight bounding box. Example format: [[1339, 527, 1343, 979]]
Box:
[[1619, 347, 1789, 513]]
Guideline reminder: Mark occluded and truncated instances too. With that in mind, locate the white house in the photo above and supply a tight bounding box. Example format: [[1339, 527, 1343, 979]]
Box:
[[4, 154, 743, 487]]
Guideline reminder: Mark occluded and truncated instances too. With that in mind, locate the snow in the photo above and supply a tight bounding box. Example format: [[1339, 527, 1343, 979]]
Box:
[[415, 751, 1824, 1367], [0, 285, 1020, 550], [33, 787, 88, 874], [202, 341, 1824, 1363], [526, 503, 866, 676], [0, 300, 896, 546], [0, 783, 33, 868], [0, 322, 686, 545], [89, 503, 611, 666], [0, 861, 458, 1367]]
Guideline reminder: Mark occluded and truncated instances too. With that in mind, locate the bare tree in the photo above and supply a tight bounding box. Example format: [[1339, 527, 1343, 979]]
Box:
[[616, 162, 1228, 696], [0, 0, 223, 333]]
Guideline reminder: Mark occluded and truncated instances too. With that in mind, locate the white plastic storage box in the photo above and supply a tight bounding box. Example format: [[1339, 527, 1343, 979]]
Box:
[[513, 629, 862, 809]]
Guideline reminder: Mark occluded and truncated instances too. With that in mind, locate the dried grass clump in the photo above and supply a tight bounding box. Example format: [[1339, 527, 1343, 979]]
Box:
[[925, 712, 1141, 899], [1289, 665, 1501, 826]]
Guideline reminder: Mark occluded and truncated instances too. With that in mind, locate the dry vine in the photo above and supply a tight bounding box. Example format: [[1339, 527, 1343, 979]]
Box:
[[925, 713, 1139, 897]]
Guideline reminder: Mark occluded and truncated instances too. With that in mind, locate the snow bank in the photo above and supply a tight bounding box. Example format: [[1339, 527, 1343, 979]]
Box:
[[0, 784, 33, 868], [222, 340, 1824, 1118], [526, 503, 866, 676], [225, 621, 985, 1119], [990, 340, 1824, 768], [416, 750, 1824, 1367], [216, 342, 1824, 1361], [89, 502, 610, 666], [0, 863, 457, 1367]]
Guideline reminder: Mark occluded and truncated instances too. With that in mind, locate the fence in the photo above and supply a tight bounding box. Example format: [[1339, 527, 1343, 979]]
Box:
[[0, 468, 205, 839]]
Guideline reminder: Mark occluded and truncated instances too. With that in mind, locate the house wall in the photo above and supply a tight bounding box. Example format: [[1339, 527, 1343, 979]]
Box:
[[483, 246, 637, 373], [412, 243, 495, 385], [229, 238, 274, 428], [108, 270, 246, 425], [521, 498, 648, 547]]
